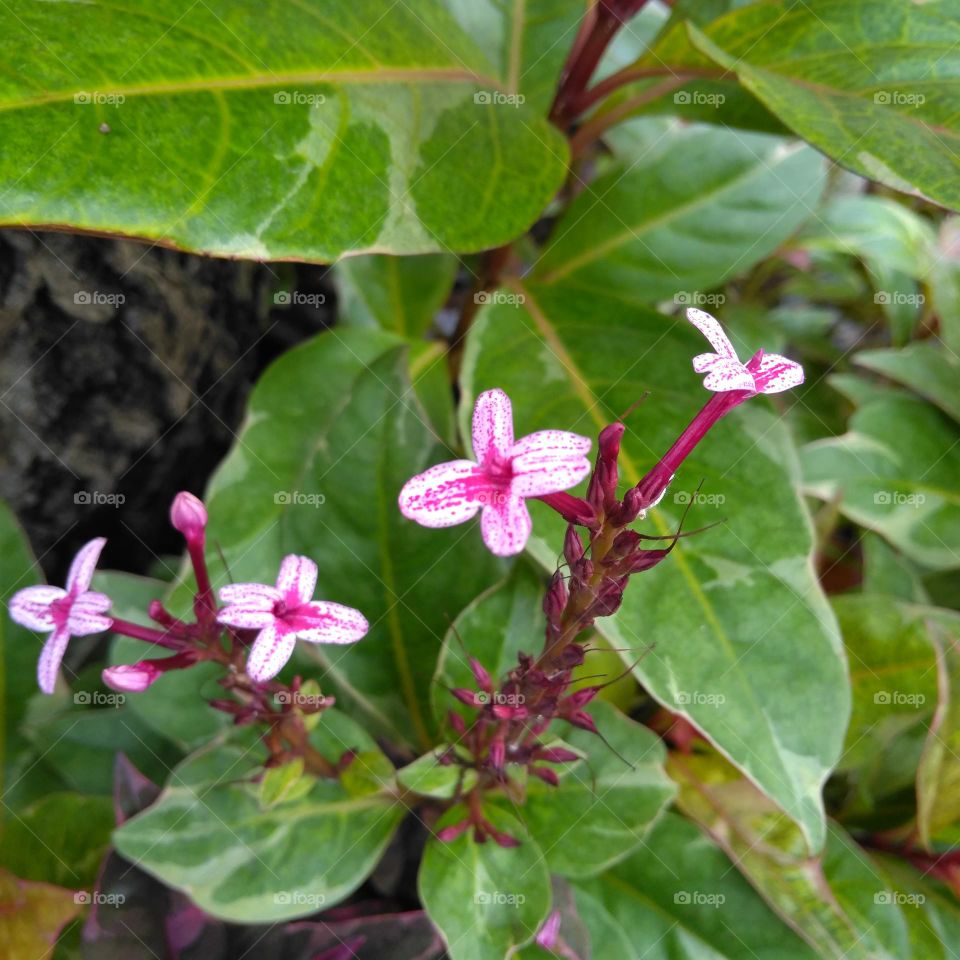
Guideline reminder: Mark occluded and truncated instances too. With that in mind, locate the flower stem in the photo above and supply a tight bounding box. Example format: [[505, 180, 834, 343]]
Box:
[[109, 617, 185, 650]]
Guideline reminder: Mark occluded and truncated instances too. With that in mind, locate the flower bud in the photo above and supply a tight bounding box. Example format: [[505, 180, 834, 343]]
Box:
[[437, 819, 471, 843], [489, 736, 506, 770], [102, 662, 161, 693], [530, 766, 559, 787], [563, 525, 585, 565], [469, 657, 493, 694], [170, 491, 207, 543], [535, 746, 581, 763], [543, 571, 568, 622], [447, 710, 467, 735], [536, 911, 562, 950]]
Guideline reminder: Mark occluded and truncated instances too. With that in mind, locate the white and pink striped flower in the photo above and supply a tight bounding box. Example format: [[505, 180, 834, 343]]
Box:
[[398, 389, 592, 556], [217, 555, 368, 682], [9, 537, 113, 694], [688, 308, 804, 394]]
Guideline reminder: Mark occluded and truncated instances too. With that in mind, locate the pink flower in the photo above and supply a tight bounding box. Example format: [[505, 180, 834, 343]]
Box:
[[217, 555, 368, 682], [398, 389, 592, 556], [9, 538, 112, 694], [688, 308, 804, 394]]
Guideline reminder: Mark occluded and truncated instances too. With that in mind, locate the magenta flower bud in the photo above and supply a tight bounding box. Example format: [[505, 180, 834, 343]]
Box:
[[543, 571, 568, 621], [469, 657, 493, 695], [102, 661, 161, 693], [447, 710, 467, 735], [452, 687, 482, 708], [531, 766, 559, 787], [560, 643, 586, 668], [568, 710, 598, 734], [490, 736, 506, 770], [169, 491, 207, 543], [492, 703, 527, 721], [488, 826, 520, 848], [563, 525, 585, 564], [536, 911, 562, 950], [626, 547, 673, 574], [567, 686, 600, 709], [437, 819, 472, 843], [537, 491, 598, 528]]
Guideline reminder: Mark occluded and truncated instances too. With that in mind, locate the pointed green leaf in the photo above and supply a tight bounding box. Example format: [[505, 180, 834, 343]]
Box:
[[397, 747, 478, 799]]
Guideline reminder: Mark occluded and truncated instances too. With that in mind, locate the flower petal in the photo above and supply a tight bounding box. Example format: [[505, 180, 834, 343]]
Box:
[[67, 594, 113, 636], [37, 625, 70, 695], [509, 430, 592, 497], [276, 555, 318, 605], [290, 601, 369, 644], [702, 358, 755, 393], [65, 537, 107, 596], [472, 388, 514, 463], [246, 622, 297, 682], [752, 352, 805, 394], [8, 585, 66, 632], [398, 460, 485, 528], [481, 497, 532, 557], [687, 308, 739, 359], [217, 604, 277, 630], [219, 582, 281, 607]]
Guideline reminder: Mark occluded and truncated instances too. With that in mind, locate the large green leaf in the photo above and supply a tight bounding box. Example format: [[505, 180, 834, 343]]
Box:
[[572, 812, 817, 959], [647, 0, 960, 212], [534, 125, 825, 304], [113, 719, 405, 923], [461, 283, 848, 851], [669, 752, 910, 960], [491, 701, 675, 878], [189, 327, 501, 749], [419, 805, 551, 960], [0, 1, 567, 260], [803, 395, 960, 571]]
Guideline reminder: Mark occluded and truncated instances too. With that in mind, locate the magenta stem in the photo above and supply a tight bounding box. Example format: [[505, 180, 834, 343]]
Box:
[[110, 617, 184, 650], [187, 538, 216, 625]]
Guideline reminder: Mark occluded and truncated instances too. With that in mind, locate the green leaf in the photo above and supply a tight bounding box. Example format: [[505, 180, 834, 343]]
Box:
[[0, 1, 567, 260], [803, 394, 960, 571], [571, 812, 817, 959], [334, 254, 458, 338], [419, 805, 551, 960], [861, 534, 930, 604], [855, 343, 960, 426], [432, 561, 545, 729], [0, 793, 114, 890], [655, 0, 960, 213], [916, 608, 960, 845], [113, 724, 405, 922], [669, 752, 910, 959], [534, 125, 825, 304], [462, 283, 849, 851], [492, 701, 675, 878], [188, 327, 502, 749], [0, 501, 41, 801], [443, 0, 584, 114], [397, 747, 477, 799], [258, 758, 311, 808]]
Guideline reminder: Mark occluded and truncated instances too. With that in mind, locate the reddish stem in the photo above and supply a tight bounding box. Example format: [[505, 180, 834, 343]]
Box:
[[109, 617, 185, 650]]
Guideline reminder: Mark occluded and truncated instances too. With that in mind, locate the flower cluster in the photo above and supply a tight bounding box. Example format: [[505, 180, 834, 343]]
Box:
[[398, 309, 803, 843]]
